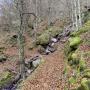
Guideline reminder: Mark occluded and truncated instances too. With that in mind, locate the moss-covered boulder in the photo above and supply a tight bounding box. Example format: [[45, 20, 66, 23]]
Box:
[[69, 37, 82, 48], [36, 33, 50, 45], [80, 78, 90, 90], [0, 71, 12, 87], [83, 69, 90, 78], [0, 55, 7, 62], [36, 26, 62, 45], [47, 26, 63, 37], [79, 59, 86, 71]]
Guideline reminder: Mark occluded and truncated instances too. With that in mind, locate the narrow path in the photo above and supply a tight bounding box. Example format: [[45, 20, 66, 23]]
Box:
[[21, 43, 65, 90]]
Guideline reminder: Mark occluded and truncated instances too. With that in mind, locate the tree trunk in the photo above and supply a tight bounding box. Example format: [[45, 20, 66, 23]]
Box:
[[77, 0, 82, 27], [18, 0, 26, 79], [33, 0, 38, 40], [74, 0, 78, 31]]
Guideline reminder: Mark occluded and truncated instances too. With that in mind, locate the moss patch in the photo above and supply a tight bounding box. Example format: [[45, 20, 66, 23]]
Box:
[[71, 20, 90, 37], [69, 37, 82, 48], [0, 71, 12, 87], [36, 26, 62, 45]]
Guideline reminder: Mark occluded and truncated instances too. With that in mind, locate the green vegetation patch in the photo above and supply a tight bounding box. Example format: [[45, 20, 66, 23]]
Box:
[[71, 20, 90, 37], [76, 78, 90, 90], [83, 69, 90, 78], [69, 36, 82, 48], [36, 26, 62, 45], [0, 71, 12, 87]]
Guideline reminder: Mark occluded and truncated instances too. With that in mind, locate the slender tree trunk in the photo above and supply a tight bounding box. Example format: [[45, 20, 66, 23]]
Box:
[[74, 0, 78, 31], [71, 0, 75, 31], [18, 0, 26, 79], [77, 0, 82, 27], [33, 0, 38, 40], [48, 0, 51, 26]]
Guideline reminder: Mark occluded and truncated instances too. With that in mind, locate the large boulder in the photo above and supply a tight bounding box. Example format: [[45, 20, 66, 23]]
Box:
[[69, 36, 82, 48]]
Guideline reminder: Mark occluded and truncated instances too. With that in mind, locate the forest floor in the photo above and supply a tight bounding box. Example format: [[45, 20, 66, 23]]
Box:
[[0, 31, 67, 90], [21, 42, 66, 90], [0, 29, 90, 90]]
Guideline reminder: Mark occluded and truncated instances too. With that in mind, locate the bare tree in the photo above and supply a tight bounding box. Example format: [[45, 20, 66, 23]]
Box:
[[14, 0, 26, 79], [33, 0, 38, 40]]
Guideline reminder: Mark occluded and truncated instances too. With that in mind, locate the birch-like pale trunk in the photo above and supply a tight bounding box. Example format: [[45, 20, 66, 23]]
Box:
[[77, 0, 82, 27], [71, 0, 75, 31], [73, 0, 78, 31]]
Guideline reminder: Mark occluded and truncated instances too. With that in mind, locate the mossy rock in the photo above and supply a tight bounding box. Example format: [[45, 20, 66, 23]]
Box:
[[76, 78, 90, 90], [67, 52, 79, 66], [0, 55, 7, 62], [0, 71, 12, 87], [47, 26, 63, 37], [72, 59, 79, 65], [80, 78, 90, 90], [68, 52, 74, 61], [79, 59, 86, 72], [72, 53, 78, 60], [71, 20, 90, 37], [69, 37, 82, 48], [36, 33, 50, 45], [83, 69, 90, 78], [36, 26, 62, 45]]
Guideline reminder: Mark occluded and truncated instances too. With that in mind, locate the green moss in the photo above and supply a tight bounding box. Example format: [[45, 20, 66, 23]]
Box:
[[0, 71, 12, 87], [69, 37, 82, 48], [72, 53, 78, 60], [36, 33, 50, 45], [47, 26, 63, 37], [71, 20, 90, 37], [64, 41, 71, 56], [83, 69, 90, 78], [81, 78, 90, 90], [36, 26, 62, 45], [79, 59, 86, 71], [76, 78, 90, 90]]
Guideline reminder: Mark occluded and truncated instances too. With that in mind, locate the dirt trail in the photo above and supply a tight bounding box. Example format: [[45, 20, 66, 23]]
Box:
[[21, 43, 65, 90]]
